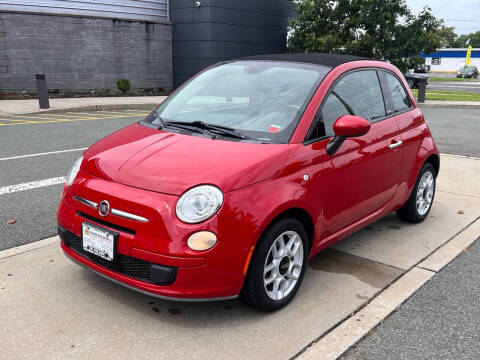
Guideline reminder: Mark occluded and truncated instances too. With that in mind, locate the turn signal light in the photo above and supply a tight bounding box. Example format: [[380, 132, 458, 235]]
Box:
[[187, 231, 217, 251]]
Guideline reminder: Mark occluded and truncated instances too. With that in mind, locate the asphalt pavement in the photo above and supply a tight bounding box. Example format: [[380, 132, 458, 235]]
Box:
[[0, 110, 148, 250], [342, 235, 480, 360], [422, 108, 480, 158], [427, 80, 480, 93]]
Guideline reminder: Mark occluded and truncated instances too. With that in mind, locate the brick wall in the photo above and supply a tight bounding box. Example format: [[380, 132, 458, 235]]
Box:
[[0, 12, 172, 93]]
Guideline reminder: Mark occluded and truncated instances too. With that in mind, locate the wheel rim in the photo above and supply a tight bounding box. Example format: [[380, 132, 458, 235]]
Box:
[[263, 231, 304, 301], [416, 171, 434, 216]]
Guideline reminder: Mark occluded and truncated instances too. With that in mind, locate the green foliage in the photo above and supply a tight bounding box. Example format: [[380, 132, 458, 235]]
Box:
[[437, 26, 458, 48], [287, 0, 443, 72], [116, 79, 131, 93], [453, 31, 480, 48]]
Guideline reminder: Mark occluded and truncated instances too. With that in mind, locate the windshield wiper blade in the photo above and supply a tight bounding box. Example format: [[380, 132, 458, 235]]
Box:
[[162, 120, 205, 134], [169, 121, 250, 140]]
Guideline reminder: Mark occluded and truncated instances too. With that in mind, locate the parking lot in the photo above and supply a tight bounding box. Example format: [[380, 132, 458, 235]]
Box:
[[1, 108, 479, 359]]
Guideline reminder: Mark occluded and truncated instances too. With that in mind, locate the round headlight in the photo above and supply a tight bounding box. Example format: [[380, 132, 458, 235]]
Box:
[[176, 185, 223, 223], [66, 156, 83, 186]]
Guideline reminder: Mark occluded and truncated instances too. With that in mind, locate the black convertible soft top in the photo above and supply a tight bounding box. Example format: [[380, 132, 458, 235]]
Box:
[[238, 53, 369, 68]]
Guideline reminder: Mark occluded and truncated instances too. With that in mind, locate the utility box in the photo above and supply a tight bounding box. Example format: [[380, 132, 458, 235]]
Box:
[[170, 0, 294, 87]]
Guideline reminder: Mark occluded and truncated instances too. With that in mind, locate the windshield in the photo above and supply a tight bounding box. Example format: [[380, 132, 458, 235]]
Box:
[[147, 61, 329, 143]]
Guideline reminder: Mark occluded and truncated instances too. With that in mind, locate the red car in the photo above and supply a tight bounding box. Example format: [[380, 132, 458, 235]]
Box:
[[58, 53, 439, 311]]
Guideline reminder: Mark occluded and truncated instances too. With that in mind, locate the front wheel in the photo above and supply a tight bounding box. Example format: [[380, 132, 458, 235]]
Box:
[[241, 218, 308, 311], [397, 163, 436, 223]]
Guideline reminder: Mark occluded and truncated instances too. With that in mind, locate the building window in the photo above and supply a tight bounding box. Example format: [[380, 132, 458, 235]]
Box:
[[432, 58, 441, 65]]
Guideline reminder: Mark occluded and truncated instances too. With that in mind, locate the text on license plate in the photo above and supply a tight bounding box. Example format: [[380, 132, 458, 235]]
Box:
[[82, 222, 115, 261]]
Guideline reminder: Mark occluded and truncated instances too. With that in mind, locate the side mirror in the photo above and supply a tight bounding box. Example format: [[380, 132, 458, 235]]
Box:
[[326, 115, 371, 155]]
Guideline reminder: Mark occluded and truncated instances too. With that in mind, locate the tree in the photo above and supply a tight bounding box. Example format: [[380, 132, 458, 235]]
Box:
[[288, 0, 443, 72], [454, 31, 480, 48], [437, 26, 457, 48]]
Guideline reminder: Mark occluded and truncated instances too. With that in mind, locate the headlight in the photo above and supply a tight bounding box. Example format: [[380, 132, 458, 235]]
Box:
[[66, 156, 83, 186], [176, 185, 223, 223]]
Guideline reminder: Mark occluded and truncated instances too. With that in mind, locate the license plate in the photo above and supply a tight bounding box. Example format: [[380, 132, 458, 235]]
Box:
[[82, 222, 116, 261]]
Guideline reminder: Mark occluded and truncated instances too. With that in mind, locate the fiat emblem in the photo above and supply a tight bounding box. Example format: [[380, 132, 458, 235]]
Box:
[[98, 200, 110, 217]]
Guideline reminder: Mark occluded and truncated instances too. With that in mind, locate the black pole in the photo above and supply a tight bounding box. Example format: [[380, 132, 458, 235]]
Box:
[[35, 74, 50, 109], [417, 78, 427, 103]]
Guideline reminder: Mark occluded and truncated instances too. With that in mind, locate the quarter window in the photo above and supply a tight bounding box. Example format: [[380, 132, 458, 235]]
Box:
[[382, 72, 411, 113], [321, 70, 386, 137]]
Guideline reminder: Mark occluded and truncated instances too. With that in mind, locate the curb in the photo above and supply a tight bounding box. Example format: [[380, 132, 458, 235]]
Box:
[[26, 103, 159, 115]]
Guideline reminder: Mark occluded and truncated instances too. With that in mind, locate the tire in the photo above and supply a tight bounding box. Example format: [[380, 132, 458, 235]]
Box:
[[397, 163, 436, 223], [240, 217, 308, 311], [407, 79, 415, 88]]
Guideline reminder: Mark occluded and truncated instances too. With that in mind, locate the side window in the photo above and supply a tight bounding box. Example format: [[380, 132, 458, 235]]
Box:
[[321, 70, 386, 137], [383, 72, 411, 113]]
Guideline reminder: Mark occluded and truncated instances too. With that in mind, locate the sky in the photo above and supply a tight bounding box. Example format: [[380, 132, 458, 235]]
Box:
[[406, 0, 480, 35]]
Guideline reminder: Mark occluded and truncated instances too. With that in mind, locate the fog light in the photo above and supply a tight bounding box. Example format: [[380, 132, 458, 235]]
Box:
[[187, 231, 217, 251]]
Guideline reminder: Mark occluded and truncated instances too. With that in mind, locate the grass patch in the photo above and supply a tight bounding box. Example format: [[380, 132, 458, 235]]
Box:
[[429, 77, 479, 82], [412, 89, 480, 101]]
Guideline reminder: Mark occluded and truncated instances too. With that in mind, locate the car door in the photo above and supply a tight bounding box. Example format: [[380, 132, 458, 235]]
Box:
[[378, 70, 422, 192], [309, 69, 403, 237]]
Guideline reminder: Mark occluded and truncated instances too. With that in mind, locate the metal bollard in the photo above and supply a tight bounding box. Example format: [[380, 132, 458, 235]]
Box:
[[417, 78, 427, 103], [35, 74, 50, 109]]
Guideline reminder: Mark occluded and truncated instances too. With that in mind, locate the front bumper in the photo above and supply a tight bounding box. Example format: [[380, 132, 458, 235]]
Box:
[[57, 170, 254, 300]]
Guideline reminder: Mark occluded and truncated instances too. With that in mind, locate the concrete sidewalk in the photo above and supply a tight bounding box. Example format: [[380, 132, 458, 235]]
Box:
[[0, 96, 166, 116], [1, 154, 479, 360], [0, 96, 479, 116]]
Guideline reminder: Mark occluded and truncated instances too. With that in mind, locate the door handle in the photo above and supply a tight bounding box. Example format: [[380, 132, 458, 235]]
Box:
[[389, 141, 403, 150]]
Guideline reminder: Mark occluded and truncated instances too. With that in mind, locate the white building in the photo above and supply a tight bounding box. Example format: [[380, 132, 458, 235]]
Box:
[[422, 48, 480, 73]]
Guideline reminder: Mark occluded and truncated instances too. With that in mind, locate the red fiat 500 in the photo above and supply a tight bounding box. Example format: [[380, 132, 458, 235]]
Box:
[[58, 53, 439, 311]]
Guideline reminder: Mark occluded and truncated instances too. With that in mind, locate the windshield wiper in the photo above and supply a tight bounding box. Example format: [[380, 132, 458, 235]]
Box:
[[166, 121, 250, 140]]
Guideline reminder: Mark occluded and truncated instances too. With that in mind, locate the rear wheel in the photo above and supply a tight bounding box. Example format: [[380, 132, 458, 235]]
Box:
[[397, 163, 436, 223], [241, 218, 308, 311]]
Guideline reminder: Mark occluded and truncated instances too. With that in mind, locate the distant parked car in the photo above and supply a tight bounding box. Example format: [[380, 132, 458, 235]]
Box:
[[457, 66, 478, 79], [414, 64, 430, 74], [405, 71, 429, 88]]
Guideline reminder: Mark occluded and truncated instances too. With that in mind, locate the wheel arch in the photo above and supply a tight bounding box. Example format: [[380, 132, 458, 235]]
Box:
[[246, 206, 315, 276], [264, 207, 315, 251], [425, 153, 440, 177]]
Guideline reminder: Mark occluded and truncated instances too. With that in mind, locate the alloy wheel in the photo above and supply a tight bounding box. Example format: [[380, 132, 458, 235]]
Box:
[[263, 231, 304, 301], [416, 170, 434, 216]]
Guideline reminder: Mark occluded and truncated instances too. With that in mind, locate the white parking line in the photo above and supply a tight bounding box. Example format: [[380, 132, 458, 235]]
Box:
[[0, 147, 87, 161], [0, 177, 66, 195]]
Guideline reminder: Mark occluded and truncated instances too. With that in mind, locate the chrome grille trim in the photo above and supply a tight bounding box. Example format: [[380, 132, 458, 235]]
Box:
[[73, 196, 98, 209], [73, 196, 148, 223], [111, 208, 149, 223]]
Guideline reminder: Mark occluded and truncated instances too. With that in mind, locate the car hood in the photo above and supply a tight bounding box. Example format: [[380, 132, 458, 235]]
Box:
[[82, 123, 290, 195]]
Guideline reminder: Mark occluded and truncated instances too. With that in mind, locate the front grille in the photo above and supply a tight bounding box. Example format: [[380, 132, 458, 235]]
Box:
[[62, 230, 152, 282]]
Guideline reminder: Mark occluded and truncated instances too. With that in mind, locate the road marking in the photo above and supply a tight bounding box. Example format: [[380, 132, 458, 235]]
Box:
[[0, 177, 66, 195], [0, 147, 88, 161], [0, 113, 147, 126]]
